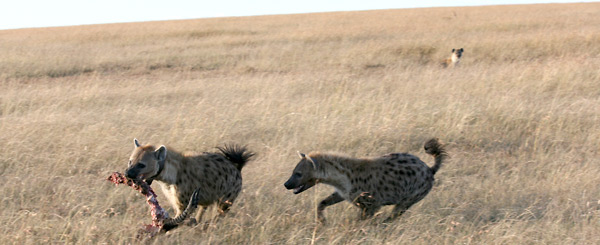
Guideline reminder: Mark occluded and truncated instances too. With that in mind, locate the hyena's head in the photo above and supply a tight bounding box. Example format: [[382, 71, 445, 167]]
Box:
[[284, 152, 319, 194], [125, 138, 167, 181], [452, 48, 464, 58]]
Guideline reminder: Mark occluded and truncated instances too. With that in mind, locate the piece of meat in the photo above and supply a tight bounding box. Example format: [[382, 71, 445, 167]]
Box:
[[106, 172, 199, 238]]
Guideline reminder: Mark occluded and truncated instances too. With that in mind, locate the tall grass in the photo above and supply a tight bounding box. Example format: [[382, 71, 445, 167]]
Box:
[[0, 2, 599, 244]]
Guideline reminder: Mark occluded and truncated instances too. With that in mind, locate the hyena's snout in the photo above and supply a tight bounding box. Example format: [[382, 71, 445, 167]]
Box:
[[284, 176, 316, 194], [283, 177, 296, 190], [125, 167, 139, 179]]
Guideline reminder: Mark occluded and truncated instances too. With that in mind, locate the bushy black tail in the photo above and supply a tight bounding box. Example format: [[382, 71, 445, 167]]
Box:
[[424, 138, 448, 175], [217, 144, 255, 171]]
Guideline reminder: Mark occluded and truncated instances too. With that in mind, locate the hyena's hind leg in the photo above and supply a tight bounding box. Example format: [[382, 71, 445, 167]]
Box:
[[383, 203, 411, 223], [318, 192, 345, 223], [355, 192, 381, 220], [359, 205, 382, 220], [193, 202, 231, 230], [217, 199, 234, 216]]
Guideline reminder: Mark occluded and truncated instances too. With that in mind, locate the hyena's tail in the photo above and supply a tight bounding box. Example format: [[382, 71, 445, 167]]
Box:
[[424, 138, 448, 175], [161, 188, 201, 232], [217, 144, 255, 171]]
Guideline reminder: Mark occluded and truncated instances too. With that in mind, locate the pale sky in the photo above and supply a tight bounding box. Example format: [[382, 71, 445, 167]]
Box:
[[0, 0, 596, 30]]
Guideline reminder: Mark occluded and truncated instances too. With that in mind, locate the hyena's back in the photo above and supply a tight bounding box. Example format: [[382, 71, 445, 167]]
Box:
[[174, 146, 251, 208], [159, 145, 253, 216], [367, 153, 435, 206], [178, 153, 243, 206]]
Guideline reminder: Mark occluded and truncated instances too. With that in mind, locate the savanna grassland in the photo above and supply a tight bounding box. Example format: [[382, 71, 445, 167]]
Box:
[[1, 3, 599, 244]]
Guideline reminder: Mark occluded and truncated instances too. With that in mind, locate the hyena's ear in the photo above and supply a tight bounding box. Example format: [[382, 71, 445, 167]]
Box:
[[297, 151, 317, 169], [452, 48, 455, 53], [460, 48, 464, 52], [134, 138, 141, 148], [306, 156, 318, 170], [155, 145, 167, 162], [297, 151, 306, 159]]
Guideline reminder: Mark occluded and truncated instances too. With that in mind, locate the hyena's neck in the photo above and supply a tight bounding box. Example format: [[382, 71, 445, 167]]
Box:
[[155, 150, 182, 185], [311, 154, 354, 195], [451, 53, 460, 64]]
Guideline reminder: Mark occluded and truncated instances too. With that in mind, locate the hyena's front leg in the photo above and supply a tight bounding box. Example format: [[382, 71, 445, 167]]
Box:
[[192, 206, 208, 224], [318, 192, 344, 223]]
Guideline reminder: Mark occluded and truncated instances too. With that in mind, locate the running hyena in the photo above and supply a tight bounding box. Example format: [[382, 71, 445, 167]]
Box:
[[442, 48, 464, 68], [284, 138, 447, 223], [125, 139, 254, 223]]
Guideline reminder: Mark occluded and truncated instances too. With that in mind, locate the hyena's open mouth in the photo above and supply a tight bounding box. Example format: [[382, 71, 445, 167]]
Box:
[[288, 179, 316, 194], [293, 184, 308, 194]]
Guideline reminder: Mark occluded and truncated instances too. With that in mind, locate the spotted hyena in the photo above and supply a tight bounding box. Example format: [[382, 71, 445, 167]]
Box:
[[442, 48, 464, 68], [284, 138, 447, 223], [125, 139, 254, 223]]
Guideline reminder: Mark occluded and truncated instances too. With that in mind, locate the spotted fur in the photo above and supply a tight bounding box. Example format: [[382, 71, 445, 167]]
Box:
[[125, 139, 254, 223], [284, 138, 447, 223]]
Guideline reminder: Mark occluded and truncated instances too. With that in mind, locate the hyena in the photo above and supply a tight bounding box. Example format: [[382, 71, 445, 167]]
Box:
[[284, 138, 447, 223], [442, 48, 464, 68], [125, 139, 254, 224]]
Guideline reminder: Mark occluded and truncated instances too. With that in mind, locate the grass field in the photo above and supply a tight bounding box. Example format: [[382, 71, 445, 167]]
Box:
[[1, 2, 599, 244]]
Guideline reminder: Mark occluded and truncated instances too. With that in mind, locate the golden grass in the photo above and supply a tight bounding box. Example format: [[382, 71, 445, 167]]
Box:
[[1, 2, 599, 244]]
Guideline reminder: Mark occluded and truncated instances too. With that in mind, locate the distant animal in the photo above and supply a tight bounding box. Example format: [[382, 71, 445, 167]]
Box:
[[442, 48, 464, 68], [125, 139, 254, 224], [284, 138, 447, 223]]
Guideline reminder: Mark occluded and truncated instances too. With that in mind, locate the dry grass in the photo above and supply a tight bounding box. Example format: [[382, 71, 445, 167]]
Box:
[[1, 2, 599, 244]]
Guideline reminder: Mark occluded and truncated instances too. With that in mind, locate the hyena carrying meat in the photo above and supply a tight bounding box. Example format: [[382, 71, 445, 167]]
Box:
[[125, 139, 254, 224], [284, 138, 447, 223]]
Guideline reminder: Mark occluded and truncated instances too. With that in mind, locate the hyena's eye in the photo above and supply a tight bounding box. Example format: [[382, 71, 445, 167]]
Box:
[[137, 163, 146, 168], [294, 173, 302, 178]]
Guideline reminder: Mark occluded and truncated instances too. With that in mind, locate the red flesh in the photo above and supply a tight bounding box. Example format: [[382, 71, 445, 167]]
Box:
[[106, 172, 170, 238]]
